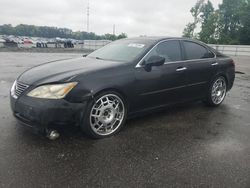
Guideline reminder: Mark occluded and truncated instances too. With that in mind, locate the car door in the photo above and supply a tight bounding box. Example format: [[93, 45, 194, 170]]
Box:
[[132, 40, 188, 112], [181, 40, 217, 100]]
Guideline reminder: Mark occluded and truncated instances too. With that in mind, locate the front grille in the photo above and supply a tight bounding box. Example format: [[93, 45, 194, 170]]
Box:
[[15, 81, 29, 97]]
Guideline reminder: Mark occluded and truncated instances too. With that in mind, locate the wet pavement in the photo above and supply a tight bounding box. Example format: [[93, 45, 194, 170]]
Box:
[[0, 52, 250, 188]]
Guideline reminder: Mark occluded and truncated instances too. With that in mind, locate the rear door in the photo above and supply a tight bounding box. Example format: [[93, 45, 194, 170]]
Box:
[[181, 40, 218, 100]]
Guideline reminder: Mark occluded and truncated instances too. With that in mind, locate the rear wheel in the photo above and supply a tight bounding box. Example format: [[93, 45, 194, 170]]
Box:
[[205, 76, 227, 107], [81, 91, 127, 138]]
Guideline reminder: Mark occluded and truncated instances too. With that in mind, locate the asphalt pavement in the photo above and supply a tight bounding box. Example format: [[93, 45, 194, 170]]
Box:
[[0, 52, 250, 188]]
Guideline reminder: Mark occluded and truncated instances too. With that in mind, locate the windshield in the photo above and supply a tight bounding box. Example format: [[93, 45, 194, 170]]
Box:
[[87, 39, 152, 63]]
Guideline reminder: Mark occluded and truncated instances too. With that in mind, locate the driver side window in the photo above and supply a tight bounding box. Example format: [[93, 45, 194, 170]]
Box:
[[144, 40, 182, 63]]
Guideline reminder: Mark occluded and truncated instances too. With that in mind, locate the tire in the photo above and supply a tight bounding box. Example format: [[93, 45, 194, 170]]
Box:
[[205, 76, 227, 107], [81, 91, 127, 139]]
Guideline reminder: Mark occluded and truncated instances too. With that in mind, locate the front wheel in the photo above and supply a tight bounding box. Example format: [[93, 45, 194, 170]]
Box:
[[205, 76, 227, 107], [81, 91, 127, 139]]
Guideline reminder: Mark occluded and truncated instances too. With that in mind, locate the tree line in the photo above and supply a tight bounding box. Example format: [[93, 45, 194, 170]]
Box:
[[183, 0, 250, 45], [0, 24, 127, 41]]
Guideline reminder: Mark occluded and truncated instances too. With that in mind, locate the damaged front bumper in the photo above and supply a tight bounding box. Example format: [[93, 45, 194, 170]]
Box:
[[10, 94, 88, 134]]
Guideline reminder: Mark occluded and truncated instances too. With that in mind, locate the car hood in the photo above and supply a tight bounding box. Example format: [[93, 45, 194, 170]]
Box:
[[18, 57, 123, 85]]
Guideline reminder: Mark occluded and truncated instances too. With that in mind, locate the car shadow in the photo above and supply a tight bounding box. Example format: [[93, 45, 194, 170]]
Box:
[[15, 100, 229, 144]]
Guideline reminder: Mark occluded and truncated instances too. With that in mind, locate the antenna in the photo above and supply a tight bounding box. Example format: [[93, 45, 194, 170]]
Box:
[[87, 0, 90, 33]]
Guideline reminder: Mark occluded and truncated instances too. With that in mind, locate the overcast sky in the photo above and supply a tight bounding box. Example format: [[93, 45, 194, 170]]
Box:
[[0, 0, 222, 37]]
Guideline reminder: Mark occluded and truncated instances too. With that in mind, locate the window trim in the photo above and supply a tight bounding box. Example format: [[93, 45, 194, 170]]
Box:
[[135, 39, 182, 68], [182, 40, 216, 60], [143, 39, 182, 64], [135, 39, 216, 68]]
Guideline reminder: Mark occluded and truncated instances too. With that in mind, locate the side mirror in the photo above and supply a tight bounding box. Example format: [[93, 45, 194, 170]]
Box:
[[144, 56, 165, 71]]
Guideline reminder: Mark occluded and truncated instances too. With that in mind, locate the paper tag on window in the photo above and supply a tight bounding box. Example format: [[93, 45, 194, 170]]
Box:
[[128, 43, 145, 48]]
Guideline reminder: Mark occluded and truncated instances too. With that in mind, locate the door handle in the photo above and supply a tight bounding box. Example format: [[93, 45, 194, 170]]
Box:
[[176, 67, 187, 72], [211, 62, 218, 66]]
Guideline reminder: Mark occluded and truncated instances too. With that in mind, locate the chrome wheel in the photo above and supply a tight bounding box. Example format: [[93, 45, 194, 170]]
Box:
[[90, 94, 125, 136], [211, 77, 226, 105]]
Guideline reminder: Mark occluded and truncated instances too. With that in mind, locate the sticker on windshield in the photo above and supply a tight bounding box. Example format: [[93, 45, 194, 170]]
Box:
[[128, 43, 145, 48]]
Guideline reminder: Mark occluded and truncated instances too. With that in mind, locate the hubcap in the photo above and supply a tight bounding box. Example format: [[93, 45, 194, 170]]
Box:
[[90, 94, 125, 136], [211, 77, 226, 105]]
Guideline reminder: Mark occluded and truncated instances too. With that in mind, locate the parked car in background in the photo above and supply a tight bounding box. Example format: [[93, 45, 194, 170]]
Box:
[[10, 37, 235, 139], [0, 38, 5, 48]]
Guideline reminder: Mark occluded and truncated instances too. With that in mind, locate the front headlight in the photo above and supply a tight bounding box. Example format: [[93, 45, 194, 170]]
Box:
[[27, 82, 77, 99], [10, 80, 17, 98]]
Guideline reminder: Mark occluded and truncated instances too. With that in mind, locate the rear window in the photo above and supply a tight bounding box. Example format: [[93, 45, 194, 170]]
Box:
[[183, 41, 214, 60]]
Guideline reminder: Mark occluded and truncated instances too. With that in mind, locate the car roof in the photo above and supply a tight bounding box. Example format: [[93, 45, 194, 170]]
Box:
[[119, 37, 211, 51], [122, 36, 200, 44]]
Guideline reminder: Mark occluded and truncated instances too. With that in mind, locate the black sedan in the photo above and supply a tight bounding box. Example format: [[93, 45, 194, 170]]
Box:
[[10, 37, 235, 139]]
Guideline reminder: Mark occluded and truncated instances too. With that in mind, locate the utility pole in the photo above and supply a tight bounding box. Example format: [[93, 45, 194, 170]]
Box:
[[87, 0, 90, 33], [113, 24, 116, 35]]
